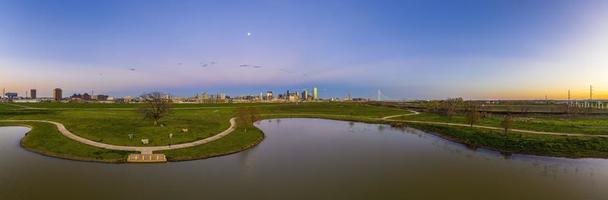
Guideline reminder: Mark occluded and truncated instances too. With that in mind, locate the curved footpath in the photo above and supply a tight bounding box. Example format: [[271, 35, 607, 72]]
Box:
[[383, 112, 608, 138], [2, 111, 608, 158], [381, 111, 420, 119], [0, 118, 237, 154]]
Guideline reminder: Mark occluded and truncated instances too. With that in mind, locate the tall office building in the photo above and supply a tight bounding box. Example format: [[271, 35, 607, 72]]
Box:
[[313, 87, 318, 100], [53, 88, 62, 101], [301, 89, 308, 100], [30, 89, 37, 99]]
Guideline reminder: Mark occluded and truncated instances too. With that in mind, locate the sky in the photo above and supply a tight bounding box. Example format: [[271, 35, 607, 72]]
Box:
[[1, 0, 608, 100]]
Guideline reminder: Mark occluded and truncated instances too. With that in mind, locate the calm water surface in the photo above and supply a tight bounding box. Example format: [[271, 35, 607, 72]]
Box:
[[1, 118, 607, 200]]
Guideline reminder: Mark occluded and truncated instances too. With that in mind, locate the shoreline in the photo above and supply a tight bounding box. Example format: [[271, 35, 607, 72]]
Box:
[[2, 114, 608, 163]]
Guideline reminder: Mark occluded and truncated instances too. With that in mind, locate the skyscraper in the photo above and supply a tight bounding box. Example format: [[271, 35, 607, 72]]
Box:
[[30, 89, 37, 99], [53, 88, 62, 101], [301, 89, 308, 100], [313, 87, 318, 100]]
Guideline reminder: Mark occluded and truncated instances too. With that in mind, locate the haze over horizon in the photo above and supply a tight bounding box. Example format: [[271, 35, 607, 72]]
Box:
[[1, 0, 608, 100]]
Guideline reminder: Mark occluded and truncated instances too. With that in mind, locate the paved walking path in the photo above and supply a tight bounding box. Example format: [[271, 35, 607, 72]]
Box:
[[2, 110, 608, 158], [381, 111, 420, 120], [0, 118, 237, 154], [382, 111, 608, 138], [386, 119, 608, 138], [7, 103, 38, 109]]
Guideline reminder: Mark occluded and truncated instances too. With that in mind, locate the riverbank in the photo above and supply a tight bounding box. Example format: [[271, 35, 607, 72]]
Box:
[[0, 102, 408, 163], [392, 122, 608, 158], [256, 114, 608, 159], [2, 102, 608, 162], [0, 121, 265, 163], [0, 122, 129, 163]]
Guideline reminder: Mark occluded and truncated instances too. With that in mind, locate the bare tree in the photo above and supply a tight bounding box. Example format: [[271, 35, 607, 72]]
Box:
[[139, 92, 172, 126], [464, 102, 480, 127], [425, 101, 440, 113], [500, 114, 513, 134], [439, 98, 463, 118], [236, 107, 260, 133]]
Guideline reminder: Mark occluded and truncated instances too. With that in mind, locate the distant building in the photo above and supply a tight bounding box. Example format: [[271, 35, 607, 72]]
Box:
[[6, 92, 18, 100], [115, 96, 133, 103], [96, 95, 109, 101], [352, 98, 369, 102], [82, 93, 91, 100], [30, 89, 37, 99], [196, 92, 211, 103], [288, 94, 298, 102], [124, 96, 133, 102], [313, 87, 318, 100], [53, 88, 62, 101], [301, 90, 308, 100], [265, 91, 273, 101], [70, 94, 82, 100]]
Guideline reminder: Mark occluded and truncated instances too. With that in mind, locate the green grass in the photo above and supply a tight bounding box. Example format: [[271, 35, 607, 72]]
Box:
[[161, 127, 264, 161], [0, 102, 411, 162], [11, 102, 277, 109], [3, 101, 608, 161], [258, 102, 408, 117], [0, 108, 233, 146], [0, 102, 407, 146], [0, 122, 130, 162], [399, 123, 608, 158], [0, 103, 24, 110], [399, 112, 608, 135]]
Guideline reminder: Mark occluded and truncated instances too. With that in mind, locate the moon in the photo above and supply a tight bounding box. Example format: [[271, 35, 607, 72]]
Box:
[[247, 32, 251, 36]]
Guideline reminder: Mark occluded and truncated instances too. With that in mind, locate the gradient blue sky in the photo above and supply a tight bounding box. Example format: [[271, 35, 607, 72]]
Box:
[[1, 0, 608, 99]]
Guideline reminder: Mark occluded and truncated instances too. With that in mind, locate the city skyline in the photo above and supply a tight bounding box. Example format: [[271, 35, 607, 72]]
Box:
[[2, 0, 608, 99]]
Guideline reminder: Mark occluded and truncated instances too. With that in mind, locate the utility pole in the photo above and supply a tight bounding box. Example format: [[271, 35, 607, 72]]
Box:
[[590, 85, 593, 100]]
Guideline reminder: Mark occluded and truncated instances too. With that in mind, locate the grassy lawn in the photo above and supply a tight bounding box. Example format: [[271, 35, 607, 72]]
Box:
[[400, 123, 608, 158], [0, 121, 130, 162], [161, 127, 264, 161], [256, 102, 408, 117], [1, 102, 408, 146], [3, 101, 608, 161], [0, 102, 411, 162], [0, 109, 233, 146], [399, 112, 608, 135], [0, 103, 24, 110]]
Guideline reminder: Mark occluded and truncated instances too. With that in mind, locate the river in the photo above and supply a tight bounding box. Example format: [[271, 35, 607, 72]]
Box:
[[0, 118, 607, 199]]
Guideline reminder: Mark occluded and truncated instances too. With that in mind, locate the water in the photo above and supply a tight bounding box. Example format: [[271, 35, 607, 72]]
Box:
[[1, 118, 607, 200]]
